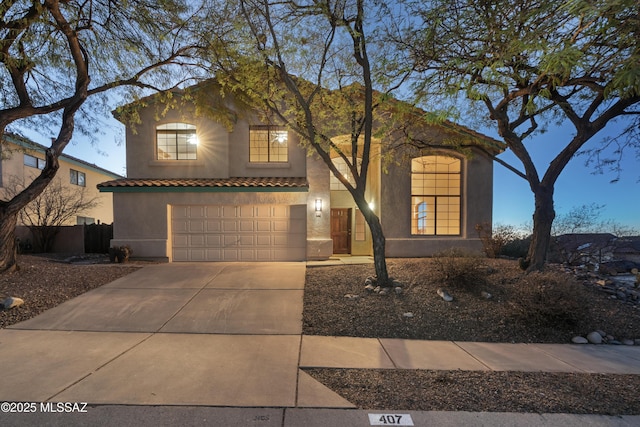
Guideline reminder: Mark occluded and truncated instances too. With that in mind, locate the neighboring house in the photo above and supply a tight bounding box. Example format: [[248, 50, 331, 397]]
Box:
[[98, 83, 501, 262], [552, 233, 618, 265], [613, 237, 640, 264], [0, 133, 121, 226]]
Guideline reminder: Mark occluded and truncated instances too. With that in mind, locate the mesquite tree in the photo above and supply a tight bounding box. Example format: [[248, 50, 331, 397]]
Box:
[[0, 0, 203, 272], [399, 0, 640, 271], [202, 0, 406, 285]]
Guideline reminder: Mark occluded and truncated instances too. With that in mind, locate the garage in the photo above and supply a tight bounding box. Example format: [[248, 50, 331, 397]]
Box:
[[171, 204, 306, 261]]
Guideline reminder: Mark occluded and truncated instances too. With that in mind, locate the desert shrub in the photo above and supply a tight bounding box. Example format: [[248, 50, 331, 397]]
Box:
[[475, 222, 530, 259], [501, 235, 530, 259], [431, 248, 489, 292], [510, 271, 587, 328]]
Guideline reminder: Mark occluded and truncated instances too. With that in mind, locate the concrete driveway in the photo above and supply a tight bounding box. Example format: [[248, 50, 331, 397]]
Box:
[[0, 262, 351, 407]]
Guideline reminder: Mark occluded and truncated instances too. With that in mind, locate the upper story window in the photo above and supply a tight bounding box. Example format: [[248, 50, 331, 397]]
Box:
[[24, 154, 45, 170], [156, 122, 197, 160], [70, 169, 86, 187], [329, 157, 361, 190], [411, 155, 461, 236], [249, 125, 288, 162]]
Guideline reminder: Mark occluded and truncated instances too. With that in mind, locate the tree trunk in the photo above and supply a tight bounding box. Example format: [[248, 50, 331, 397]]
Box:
[[367, 212, 389, 286], [0, 211, 20, 273], [525, 186, 555, 272]]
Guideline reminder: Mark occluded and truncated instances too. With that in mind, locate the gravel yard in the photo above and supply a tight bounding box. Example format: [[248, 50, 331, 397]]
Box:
[[0, 254, 142, 329], [303, 256, 640, 414]]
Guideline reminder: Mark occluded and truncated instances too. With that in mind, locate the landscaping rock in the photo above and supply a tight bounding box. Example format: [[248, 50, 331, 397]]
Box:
[[364, 284, 376, 292], [344, 294, 360, 300], [403, 312, 414, 318], [587, 331, 603, 344], [378, 287, 390, 296], [2, 296, 24, 310], [437, 288, 453, 302], [571, 336, 589, 344], [622, 339, 635, 346], [481, 291, 492, 299], [394, 286, 403, 295]]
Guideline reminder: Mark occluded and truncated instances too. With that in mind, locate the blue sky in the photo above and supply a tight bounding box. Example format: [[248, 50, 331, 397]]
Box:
[[20, 113, 639, 233]]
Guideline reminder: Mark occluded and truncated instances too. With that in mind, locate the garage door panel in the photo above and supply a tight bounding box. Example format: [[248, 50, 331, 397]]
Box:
[[205, 235, 222, 246], [206, 206, 223, 218], [223, 220, 239, 232], [256, 220, 271, 232], [190, 235, 206, 247], [172, 220, 189, 233], [272, 220, 290, 232], [240, 220, 255, 232], [255, 205, 272, 217], [206, 220, 222, 232], [189, 220, 205, 233], [190, 249, 206, 261], [222, 206, 237, 218], [172, 204, 306, 262], [173, 206, 189, 219], [190, 206, 207, 218], [238, 206, 254, 218], [238, 235, 255, 246], [272, 205, 289, 217], [256, 235, 272, 246]]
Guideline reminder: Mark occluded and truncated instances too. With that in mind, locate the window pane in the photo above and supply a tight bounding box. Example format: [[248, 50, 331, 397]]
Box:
[[156, 123, 197, 160], [411, 155, 461, 236], [24, 154, 37, 168], [249, 126, 288, 162]]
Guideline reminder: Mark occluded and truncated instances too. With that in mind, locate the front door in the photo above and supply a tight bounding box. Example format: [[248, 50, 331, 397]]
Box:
[[331, 208, 351, 254]]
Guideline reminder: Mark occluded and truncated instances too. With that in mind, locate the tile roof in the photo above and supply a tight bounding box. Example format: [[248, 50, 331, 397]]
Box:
[[97, 177, 309, 189]]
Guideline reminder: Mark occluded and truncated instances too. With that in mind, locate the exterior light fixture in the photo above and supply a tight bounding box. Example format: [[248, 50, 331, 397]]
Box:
[[315, 199, 322, 217]]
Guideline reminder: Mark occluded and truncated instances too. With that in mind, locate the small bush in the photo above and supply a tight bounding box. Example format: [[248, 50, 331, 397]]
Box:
[[431, 249, 489, 292], [510, 271, 587, 328]]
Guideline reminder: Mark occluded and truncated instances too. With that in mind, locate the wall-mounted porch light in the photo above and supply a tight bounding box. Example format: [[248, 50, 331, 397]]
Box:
[[315, 199, 323, 217]]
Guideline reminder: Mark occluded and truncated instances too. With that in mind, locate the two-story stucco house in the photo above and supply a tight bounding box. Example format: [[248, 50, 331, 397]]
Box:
[[1, 133, 120, 226], [99, 84, 501, 262]]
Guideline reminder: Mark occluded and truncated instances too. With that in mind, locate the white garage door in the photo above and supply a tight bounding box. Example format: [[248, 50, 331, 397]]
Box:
[[171, 205, 306, 261]]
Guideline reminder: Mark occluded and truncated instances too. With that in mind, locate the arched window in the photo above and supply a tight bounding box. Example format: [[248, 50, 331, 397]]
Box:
[[156, 123, 197, 160], [411, 155, 461, 235]]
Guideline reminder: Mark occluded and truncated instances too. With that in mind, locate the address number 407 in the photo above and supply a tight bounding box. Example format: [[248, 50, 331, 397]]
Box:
[[368, 413, 414, 426]]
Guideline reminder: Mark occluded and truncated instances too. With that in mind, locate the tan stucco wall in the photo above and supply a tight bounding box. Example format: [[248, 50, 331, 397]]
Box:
[[381, 147, 493, 257], [126, 104, 307, 179], [0, 141, 116, 225]]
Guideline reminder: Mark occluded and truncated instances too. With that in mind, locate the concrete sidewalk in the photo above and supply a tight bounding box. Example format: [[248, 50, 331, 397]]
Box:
[[1, 262, 639, 426]]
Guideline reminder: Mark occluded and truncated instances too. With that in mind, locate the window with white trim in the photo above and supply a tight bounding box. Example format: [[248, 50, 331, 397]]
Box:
[[156, 122, 197, 160], [411, 155, 461, 235], [249, 126, 288, 162]]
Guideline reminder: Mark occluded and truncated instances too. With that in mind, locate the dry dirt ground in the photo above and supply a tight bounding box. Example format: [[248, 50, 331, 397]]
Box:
[[2, 254, 640, 414]]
